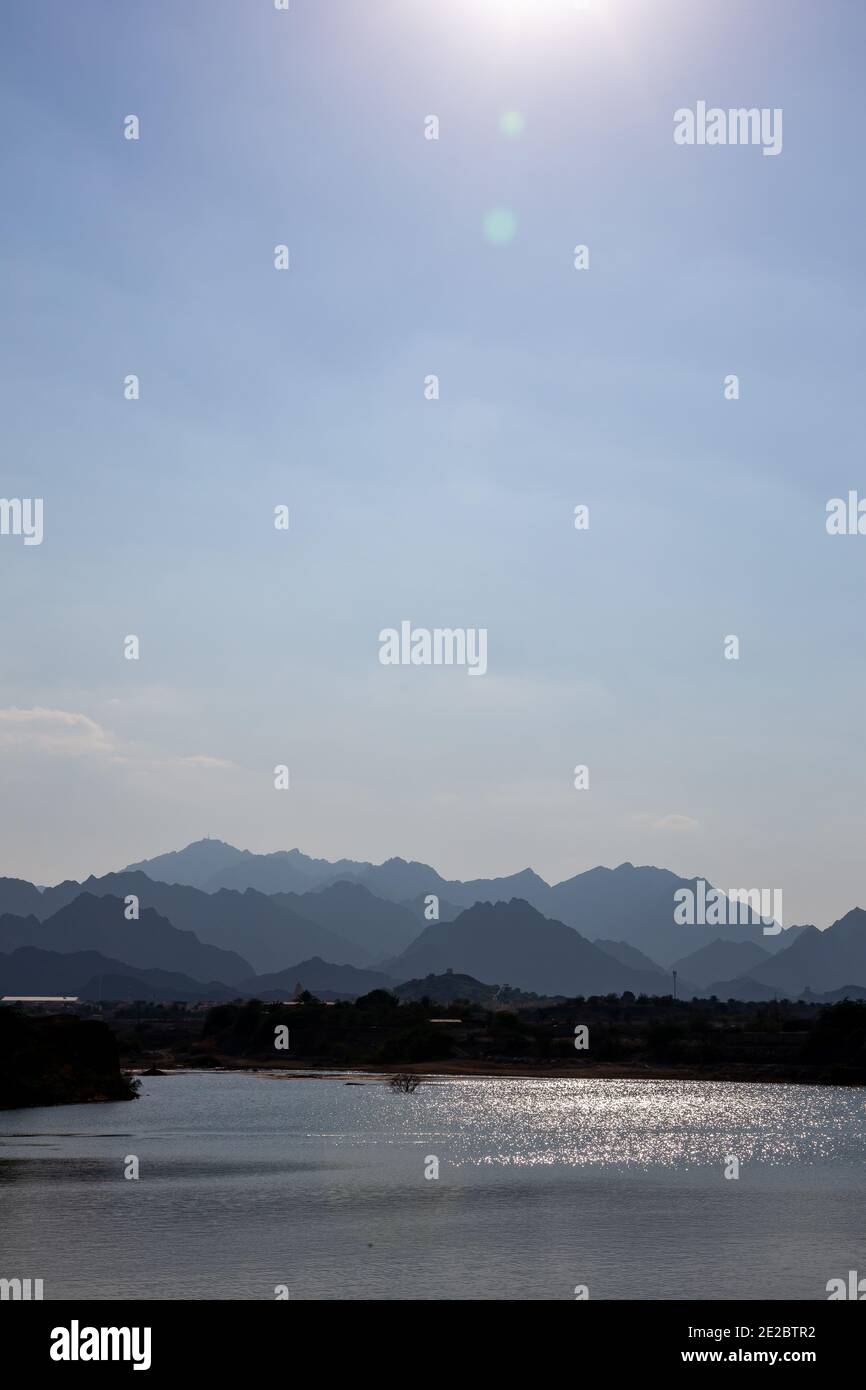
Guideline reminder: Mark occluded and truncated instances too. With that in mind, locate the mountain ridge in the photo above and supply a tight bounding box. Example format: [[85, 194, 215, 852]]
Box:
[[0, 841, 858, 1002]]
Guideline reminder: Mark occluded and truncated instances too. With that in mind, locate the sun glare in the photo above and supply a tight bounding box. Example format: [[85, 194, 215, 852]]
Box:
[[452, 0, 611, 42], [479, 0, 601, 16]]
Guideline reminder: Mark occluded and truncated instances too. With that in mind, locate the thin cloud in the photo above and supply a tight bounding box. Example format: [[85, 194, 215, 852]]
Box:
[[651, 814, 700, 833], [0, 706, 115, 755], [0, 707, 233, 771]]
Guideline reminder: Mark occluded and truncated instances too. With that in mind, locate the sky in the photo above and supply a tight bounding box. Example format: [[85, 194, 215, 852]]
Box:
[[1, 0, 864, 925]]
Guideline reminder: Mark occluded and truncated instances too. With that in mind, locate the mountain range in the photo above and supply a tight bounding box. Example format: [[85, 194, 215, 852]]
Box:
[[0, 838, 862, 1004], [0, 894, 252, 983], [121, 842, 801, 964], [380, 899, 668, 997], [0, 946, 236, 1003]]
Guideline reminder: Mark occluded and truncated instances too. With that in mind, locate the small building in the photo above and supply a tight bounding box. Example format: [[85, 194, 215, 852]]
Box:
[[2, 995, 80, 1003], [1, 996, 80, 1012]]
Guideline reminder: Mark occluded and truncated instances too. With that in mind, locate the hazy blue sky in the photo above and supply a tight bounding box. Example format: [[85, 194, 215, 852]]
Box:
[[1, 0, 864, 923]]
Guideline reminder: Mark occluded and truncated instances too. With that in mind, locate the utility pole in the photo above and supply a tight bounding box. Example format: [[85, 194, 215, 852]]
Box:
[[672, 969, 678, 1001]]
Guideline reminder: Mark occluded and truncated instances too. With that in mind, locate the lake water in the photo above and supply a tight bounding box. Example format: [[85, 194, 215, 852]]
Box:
[[1, 1073, 863, 1300]]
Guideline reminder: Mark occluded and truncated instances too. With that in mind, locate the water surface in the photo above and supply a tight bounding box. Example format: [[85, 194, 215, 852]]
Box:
[[1, 1073, 863, 1299]]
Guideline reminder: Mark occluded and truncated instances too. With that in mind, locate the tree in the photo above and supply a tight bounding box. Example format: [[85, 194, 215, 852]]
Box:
[[389, 1074, 421, 1093], [356, 989, 399, 1011]]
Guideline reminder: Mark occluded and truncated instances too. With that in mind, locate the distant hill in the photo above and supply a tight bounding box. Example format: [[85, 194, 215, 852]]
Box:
[[0, 945, 234, 1001], [273, 881, 420, 959], [124, 839, 373, 895], [206, 849, 371, 895], [383, 899, 670, 998], [701, 975, 779, 1002], [124, 838, 250, 889], [115, 846, 798, 968], [0, 894, 252, 984], [809, 984, 866, 1002], [15, 841, 855, 1001], [34, 872, 367, 974], [182, 844, 557, 915], [402, 866, 554, 912], [722, 909, 866, 998], [671, 939, 771, 990], [547, 863, 790, 965], [239, 957, 393, 1001], [117, 842, 560, 915], [593, 939, 668, 977], [0, 877, 45, 918], [334, 857, 452, 904], [347, 860, 557, 913], [393, 971, 555, 1006]]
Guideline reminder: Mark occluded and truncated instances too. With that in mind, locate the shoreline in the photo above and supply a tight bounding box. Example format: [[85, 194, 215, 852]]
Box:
[[131, 1059, 866, 1086]]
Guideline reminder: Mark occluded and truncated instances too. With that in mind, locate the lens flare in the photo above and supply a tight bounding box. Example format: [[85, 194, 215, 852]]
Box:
[[483, 209, 517, 245]]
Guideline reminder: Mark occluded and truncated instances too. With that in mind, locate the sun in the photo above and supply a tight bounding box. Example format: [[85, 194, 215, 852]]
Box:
[[468, 0, 606, 32], [480, 0, 600, 12], [422, 0, 619, 61]]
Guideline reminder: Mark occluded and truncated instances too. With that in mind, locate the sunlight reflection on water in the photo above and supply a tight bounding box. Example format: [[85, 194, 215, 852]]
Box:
[[1, 1074, 863, 1299]]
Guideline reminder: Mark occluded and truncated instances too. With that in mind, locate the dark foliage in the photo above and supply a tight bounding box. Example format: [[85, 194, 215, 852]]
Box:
[[0, 1008, 138, 1109]]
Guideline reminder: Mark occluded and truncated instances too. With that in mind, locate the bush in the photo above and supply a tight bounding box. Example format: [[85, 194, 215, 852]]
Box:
[[389, 1074, 421, 1092], [801, 1001, 866, 1065]]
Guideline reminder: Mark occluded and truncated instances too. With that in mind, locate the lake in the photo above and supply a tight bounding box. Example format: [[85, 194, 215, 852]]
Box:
[[1, 1073, 863, 1300]]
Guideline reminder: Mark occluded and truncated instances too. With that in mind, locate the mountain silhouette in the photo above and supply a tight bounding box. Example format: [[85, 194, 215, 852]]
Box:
[[123, 839, 372, 894], [671, 939, 771, 990], [592, 939, 669, 977], [547, 863, 787, 965], [124, 838, 250, 889], [35, 872, 367, 973], [0, 895, 252, 983], [239, 957, 393, 1000], [0, 877, 45, 918], [0, 946, 234, 1001], [6, 841, 863, 1000], [383, 899, 669, 997], [722, 909, 866, 998], [205, 849, 372, 895], [393, 972, 551, 1005], [113, 843, 796, 968], [272, 881, 420, 958]]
